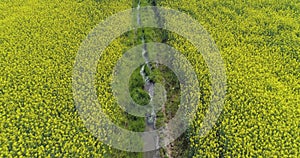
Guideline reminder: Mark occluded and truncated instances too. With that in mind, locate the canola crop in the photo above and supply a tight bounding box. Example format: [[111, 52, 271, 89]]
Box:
[[1, 0, 299, 157]]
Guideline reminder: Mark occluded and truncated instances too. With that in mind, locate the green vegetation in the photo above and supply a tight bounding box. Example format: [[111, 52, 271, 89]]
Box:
[[1, 0, 299, 157], [129, 66, 151, 106]]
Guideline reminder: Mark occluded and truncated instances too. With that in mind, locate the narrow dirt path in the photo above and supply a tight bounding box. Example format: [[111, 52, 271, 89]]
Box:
[[143, 124, 160, 158], [161, 89, 173, 158]]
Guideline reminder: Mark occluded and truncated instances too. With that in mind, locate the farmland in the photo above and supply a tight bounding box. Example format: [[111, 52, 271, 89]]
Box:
[[1, 0, 299, 157]]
